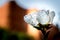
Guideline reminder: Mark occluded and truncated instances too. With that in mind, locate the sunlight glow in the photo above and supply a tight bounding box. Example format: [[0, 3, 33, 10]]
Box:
[[27, 24, 40, 40], [27, 9, 40, 40]]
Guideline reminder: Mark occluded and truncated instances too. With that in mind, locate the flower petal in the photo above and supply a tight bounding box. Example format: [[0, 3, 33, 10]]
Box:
[[37, 10, 49, 25], [49, 11, 55, 24], [24, 12, 39, 26]]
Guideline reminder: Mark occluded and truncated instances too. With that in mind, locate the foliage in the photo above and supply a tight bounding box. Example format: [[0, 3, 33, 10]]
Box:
[[0, 28, 34, 40]]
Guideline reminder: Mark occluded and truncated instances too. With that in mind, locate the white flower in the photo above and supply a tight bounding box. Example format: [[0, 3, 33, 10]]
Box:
[[37, 10, 50, 25], [24, 10, 55, 26], [24, 12, 39, 26], [48, 11, 55, 24]]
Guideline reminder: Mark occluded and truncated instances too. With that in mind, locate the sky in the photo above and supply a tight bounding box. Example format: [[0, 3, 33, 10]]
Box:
[[15, 0, 60, 12], [0, 0, 9, 7], [0, 0, 60, 12]]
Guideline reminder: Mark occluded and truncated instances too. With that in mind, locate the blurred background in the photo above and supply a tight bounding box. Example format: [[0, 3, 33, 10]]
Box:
[[0, 0, 60, 40]]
